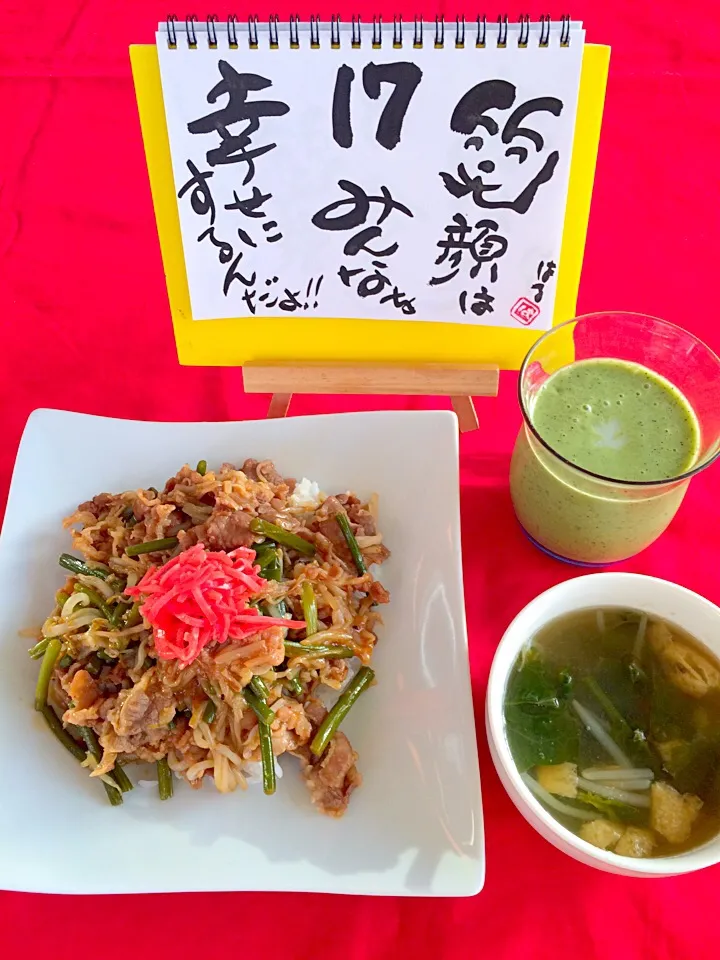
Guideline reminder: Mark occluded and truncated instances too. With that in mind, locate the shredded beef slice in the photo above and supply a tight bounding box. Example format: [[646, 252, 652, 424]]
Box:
[[107, 678, 173, 740], [314, 497, 353, 565], [315, 519, 353, 565], [304, 734, 362, 817], [132, 499, 147, 522], [256, 460, 284, 486], [242, 458, 295, 496], [205, 510, 255, 549], [114, 688, 153, 736], [350, 507, 376, 536], [77, 493, 113, 519], [303, 697, 327, 728], [314, 496, 387, 566], [293, 697, 361, 817], [336, 495, 376, 536], [241, 458, 260, 480]]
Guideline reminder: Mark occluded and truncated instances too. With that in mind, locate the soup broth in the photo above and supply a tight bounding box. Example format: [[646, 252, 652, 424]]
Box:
[[504, 608, 720, 859]]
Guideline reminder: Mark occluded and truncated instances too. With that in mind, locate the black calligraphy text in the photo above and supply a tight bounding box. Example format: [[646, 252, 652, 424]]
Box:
[[332, 62, 423, 150]]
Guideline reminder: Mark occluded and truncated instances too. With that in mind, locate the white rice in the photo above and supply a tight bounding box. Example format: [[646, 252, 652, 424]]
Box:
[[289, 478, 323, 508], [242, 759, 283, 784]]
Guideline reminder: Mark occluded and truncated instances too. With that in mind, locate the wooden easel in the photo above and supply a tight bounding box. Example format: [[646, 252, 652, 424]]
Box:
[[242, 362, 499, 433]]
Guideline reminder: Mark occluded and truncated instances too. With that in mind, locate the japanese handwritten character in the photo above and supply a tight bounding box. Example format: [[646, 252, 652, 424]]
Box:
[[355, 266, 392, 298], [380, 285, 416, 315], [234, 227, 255, 248], [257, 276, 279, 308], [224, 186, 272, 218], [262, 220, 282, 243], [343, 226, 399, 258], [188, 61, 290, 184], [531, 259, 557, 302], [439, 80, 563, 214], [313, 180, 412, 257], [332, 62, 423, 150], [338, 260, 415, 315], [537, 260, 556, 283], [242, 286, 257, 314], [430, 215, 508, 285], [278, 288, 303, 311], [198, 226, 234, 263], [459, 287, 495, 317], [313, 180, 412, 232], [178, 161, 216, 224], [223, 253, 256, 298], [339, 264, 364, 287], [225, 186, 283, 243]]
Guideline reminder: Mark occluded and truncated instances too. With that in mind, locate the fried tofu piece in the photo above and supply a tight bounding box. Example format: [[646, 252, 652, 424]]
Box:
[[650, 781, 703, 844], [614, 827, 656, 859], [579, 819, 624, 850], [580, 820, 657, 858], [648, 620, 720, 699], [536, 762, 578, 799]]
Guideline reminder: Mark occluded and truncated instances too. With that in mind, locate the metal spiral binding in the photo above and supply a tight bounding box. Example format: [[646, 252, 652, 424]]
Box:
[[497, 14, 508, 47], [206, 13, 217, 47], [372, 16, 382, 48], [539, 14, 550, 48], [560, 14, 571, 46], [166, 14, 177, 47], [164, 14, 574, 50], [351, 15, 361, 48], [185, 14, 197, 47], [518, 14, 530, 48], [329, 15, 340, 48], [268, 14, 279, 48]]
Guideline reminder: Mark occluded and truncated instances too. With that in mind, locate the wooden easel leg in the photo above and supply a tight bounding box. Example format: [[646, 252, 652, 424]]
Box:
[[450, 396, 479, 433], [267, 393, 292, 419]]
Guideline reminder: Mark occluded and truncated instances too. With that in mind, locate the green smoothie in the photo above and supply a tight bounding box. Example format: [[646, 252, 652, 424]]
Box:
[[510, 359, 700, 563]]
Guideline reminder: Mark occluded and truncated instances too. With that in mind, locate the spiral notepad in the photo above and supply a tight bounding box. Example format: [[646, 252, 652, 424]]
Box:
[[131, 18, 608, 365]]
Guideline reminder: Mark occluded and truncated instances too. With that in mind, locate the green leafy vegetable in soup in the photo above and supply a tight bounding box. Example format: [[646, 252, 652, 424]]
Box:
[[504, 608, 720, 859], [504, 650, 577, 771]]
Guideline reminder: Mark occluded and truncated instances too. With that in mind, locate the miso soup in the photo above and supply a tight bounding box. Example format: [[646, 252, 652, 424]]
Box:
[[504, 608, 720, 858]]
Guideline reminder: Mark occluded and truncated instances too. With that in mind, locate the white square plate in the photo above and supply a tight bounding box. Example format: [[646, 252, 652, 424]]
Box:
[[0, 409, 483, 896]]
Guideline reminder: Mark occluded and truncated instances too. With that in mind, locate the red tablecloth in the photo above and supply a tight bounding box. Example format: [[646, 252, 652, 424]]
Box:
[[2, 2, 720, 956]]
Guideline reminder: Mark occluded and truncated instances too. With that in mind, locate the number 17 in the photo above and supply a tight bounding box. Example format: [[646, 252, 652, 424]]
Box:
[[331, 62, 423, 151]]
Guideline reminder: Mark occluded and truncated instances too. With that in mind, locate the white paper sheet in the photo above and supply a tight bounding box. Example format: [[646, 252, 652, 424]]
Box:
[[156, 20, 585, 329]]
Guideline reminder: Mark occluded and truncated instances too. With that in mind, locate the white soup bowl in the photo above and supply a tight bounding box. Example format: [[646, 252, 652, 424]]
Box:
[[486, 573, 720, 878]]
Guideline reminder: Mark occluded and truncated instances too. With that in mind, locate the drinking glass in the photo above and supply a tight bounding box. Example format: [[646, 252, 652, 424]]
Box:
[[509, 312, 720, 565]]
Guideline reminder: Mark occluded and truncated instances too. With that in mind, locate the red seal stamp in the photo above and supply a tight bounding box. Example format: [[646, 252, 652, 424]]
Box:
[[510, 297, 540, 326]]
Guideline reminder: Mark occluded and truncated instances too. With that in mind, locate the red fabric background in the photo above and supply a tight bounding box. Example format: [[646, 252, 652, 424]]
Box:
[[2, 2, 720, 957]]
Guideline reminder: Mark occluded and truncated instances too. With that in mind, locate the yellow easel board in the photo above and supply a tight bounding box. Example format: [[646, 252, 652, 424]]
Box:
[[130, 42, 609, 369]]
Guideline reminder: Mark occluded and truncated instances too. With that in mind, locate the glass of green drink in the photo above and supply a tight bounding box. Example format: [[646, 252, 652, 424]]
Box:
[[510, 312, 720, 565]]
